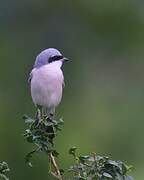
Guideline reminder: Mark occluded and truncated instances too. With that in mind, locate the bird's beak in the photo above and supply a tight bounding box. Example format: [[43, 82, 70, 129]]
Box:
[[62, 57, 69, 62]]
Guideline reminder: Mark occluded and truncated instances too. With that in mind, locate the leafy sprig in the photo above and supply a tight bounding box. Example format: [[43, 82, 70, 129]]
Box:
[[23, 114, 64, 179], [0, 161, 10, 180], [23, 113, 134, 180], [69, 147, 133, 180]]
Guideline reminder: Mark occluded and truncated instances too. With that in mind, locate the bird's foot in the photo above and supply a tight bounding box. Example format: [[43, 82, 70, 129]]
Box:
[[35, 109, 42, 125]]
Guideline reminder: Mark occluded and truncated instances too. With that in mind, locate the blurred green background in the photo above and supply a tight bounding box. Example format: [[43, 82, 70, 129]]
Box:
[[0, 0, 144, 179]]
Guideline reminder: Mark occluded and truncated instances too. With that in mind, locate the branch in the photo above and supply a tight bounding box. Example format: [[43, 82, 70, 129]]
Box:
[[49, 153, 62, 180]]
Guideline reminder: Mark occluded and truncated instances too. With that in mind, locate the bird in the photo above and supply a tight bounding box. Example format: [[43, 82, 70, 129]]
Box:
[[29, 48, 69, 119]]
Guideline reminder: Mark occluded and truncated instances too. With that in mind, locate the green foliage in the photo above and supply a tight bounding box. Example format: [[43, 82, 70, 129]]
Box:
[[0, 162, 10, 180], [23, 114, 64, 167], [69, 147, 133, 180], [23, 114, 134, 180]]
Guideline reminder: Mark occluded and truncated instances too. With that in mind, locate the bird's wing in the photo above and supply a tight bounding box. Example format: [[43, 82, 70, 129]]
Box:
[[28, 71, 33, 83], [62, 80, 65, 88]]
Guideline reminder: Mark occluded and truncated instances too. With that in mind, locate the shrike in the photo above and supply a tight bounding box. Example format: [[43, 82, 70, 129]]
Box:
[[29, 48, 69, 118]]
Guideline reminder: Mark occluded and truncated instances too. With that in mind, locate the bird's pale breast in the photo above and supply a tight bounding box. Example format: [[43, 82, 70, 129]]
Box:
[[30, 64, 64, 109]]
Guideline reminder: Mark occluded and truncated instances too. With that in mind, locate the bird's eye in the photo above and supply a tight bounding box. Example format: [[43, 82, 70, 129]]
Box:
[[49, 55, 63, 63]]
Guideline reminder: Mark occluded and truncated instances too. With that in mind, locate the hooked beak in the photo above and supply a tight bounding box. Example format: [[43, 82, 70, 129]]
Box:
[[62, 57, 69, 62]]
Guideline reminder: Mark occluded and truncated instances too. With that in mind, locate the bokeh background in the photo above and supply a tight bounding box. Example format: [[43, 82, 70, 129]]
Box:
[[0, 0, 144, 179]]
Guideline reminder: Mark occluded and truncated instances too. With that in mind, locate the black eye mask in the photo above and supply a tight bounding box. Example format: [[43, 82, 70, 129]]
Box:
[[49, 55, 63, 63]]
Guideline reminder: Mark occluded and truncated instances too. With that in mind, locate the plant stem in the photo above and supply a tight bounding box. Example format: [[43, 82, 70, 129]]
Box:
[[49, 152, 62, 180]]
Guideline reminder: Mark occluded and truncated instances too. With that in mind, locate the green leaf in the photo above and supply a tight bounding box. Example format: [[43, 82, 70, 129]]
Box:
[[59, 169, 64, 175], [52, 150, 59, 157], [79, 155, 90, 163], [23, 114, 35, 124], [0, 173, 9, 180], [69, 147, 77, 156], [103, 172, 113, 178], [107, 160, 119, 167], [25, 150, 38, 167], [125, 175, 133, 180], [26, 136, 34, 143], [126, 165, 134, 172], [0, 162, 10, 180]]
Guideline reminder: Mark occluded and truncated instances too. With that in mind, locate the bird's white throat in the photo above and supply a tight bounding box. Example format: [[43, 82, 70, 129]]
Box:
[[48, 60, 63, 69]]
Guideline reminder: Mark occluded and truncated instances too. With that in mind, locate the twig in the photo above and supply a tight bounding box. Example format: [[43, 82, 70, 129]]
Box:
[[49, 152, 62, 180]]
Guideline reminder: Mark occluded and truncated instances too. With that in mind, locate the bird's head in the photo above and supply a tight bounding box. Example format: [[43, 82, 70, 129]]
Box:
[[34, 48, 69, 68]]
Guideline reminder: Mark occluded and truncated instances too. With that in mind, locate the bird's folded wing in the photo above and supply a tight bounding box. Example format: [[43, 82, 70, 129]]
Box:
[[62, 81, 65, 88], [28, 72, 33, 83]]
